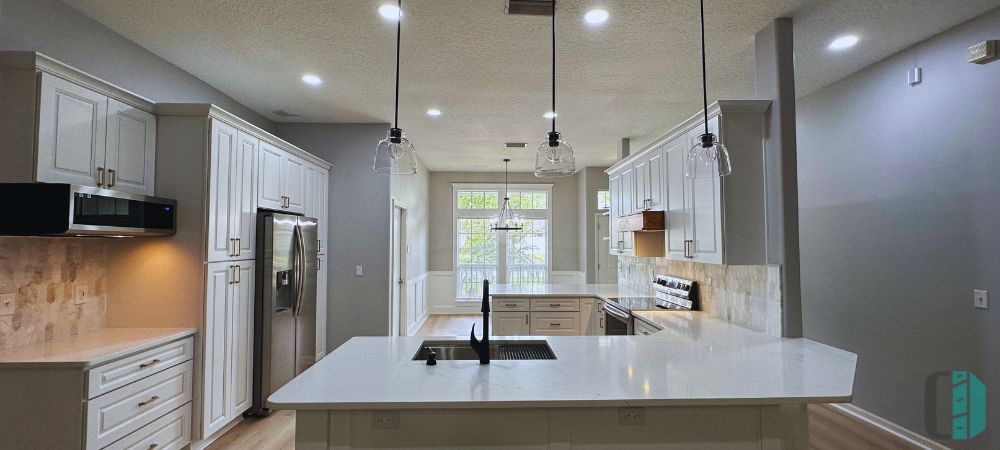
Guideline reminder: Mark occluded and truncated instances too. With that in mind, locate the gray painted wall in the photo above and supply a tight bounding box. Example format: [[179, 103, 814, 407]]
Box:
[[576, 167, 610, 283], [428, 171, 580, 272], [391, 158, 430, 278], [797, 8, 1000, 446], [0, 0, 273, 130], [276, 123, 392, 352]]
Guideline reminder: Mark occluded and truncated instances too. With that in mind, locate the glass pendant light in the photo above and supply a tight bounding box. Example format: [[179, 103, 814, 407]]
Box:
[[534, 0, 576, 178], [684, 0, 732, 179], [373, 0, 418, 175], [491, 159, 524, 231]]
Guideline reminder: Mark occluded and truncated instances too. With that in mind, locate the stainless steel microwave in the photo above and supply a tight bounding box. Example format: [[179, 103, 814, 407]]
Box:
[[0, 183, 176, 237]]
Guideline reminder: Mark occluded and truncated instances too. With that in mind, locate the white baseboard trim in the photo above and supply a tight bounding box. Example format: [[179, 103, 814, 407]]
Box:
[[829, 403, 950, 450], [406, 310, 430, 336]]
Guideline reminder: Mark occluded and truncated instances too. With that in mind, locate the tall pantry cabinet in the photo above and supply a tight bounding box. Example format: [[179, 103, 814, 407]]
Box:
[[129, 104, 331, 444]]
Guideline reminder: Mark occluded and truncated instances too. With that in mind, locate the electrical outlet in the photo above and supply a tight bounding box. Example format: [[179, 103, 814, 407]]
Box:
[[371, 411, 400, 429], [974, 290, 989, 309], [617, 407, 645, 426], [355, 265, 364, 276], [0, 293, 15, 316], [73, 284, 89, 305]]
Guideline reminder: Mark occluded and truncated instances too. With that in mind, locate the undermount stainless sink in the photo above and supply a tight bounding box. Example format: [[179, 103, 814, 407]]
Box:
[[413, 340, 556, 361]]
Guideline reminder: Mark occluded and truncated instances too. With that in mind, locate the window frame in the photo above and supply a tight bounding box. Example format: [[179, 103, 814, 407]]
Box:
[[452, 182, 553, 300]]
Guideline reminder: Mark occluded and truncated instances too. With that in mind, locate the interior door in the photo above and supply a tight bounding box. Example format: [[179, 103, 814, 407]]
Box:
[[389, 206, 404, 337], [595, 214, 617, 284], [233, 131, 258, 259], [105, 98, 155, 195], [207, 120, 237, 262], [257, 141, 285, 211], [36, 73, 108, 188]]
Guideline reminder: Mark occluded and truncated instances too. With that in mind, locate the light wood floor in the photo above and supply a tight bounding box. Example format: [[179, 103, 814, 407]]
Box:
[[210, 315, 924, 450]]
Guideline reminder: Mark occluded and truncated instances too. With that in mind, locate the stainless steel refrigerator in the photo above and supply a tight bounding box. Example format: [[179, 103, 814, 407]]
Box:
[[248, 211, 318, 416]]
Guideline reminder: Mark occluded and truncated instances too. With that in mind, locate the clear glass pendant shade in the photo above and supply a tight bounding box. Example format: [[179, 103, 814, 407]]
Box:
[[684, 133, 732, 178], [534, 132, 576, 177], [373, 128, 418, 175]]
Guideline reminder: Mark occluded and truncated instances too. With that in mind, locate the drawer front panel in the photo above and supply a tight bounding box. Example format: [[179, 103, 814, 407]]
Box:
[[87, 337, 194, 399], [104, 403, 191, 450], [531, 298, 580, 312], [634, 319, 662, 336], [492, 298, 529, 311], [531, 312, 580, 336], [86, 361, 194, 449]]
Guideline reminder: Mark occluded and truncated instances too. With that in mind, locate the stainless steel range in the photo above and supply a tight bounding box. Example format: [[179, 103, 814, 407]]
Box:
[[602, 275, 697, 335]]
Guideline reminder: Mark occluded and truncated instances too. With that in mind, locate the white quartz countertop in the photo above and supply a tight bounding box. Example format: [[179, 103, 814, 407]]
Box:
[[0, 327, 196, 368], [490, 283, 641, 299], [269, 314, 857, 410]]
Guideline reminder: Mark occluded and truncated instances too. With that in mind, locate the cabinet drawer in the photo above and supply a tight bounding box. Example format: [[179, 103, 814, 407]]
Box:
[[531, 312, 580, 336], [492, 298, 529, 311], [634, 318, 663, 336], [104, 403, 191, 450], [87, 337, 194, 399], [531, 298, 579, 312], [86, 361, 194, 449]]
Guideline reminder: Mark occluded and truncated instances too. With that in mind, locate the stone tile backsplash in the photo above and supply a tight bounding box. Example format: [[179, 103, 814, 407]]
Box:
[[618, 256, 783, 336], [0, 238, 109, 351]]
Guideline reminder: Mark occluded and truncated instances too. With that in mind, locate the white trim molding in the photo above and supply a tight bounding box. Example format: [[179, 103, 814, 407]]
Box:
[[404, 272, 430, 336], [830, 403, 951, 450]]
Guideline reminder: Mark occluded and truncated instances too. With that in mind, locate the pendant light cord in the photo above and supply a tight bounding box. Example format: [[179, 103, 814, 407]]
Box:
[[699, 0, 709, 135], [394, 0, 402, 129], [551, 0, 557, 134]]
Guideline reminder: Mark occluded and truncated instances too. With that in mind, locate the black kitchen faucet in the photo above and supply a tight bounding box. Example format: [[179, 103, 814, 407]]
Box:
[[469, 279, 491, 364]]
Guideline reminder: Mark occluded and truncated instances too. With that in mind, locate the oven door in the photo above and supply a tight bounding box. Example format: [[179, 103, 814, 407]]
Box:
[[603, 302, 632, 335]]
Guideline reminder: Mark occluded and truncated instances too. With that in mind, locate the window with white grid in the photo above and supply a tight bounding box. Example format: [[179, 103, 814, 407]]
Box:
[[453, 183, 552, 300]]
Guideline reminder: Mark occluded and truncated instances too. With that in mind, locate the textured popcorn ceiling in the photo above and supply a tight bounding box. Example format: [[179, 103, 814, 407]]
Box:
[[62, 0, 999, 171]]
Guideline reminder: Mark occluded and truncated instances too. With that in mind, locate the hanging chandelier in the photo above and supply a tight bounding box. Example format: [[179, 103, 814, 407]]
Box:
[[491, 159, 524, 231], [534, 0, 576, 177], [684, 0, 732, 179], [373, 0, 418, 175]]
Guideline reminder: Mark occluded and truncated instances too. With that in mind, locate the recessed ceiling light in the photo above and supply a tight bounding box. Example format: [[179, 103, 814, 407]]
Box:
[[828, 35, 859, 51], [301, 74, 323, 86], [543, 111, 558, 119], [584, 9, 609, 24], [378, 4, 402, 21], [426, 109, 441, 116]]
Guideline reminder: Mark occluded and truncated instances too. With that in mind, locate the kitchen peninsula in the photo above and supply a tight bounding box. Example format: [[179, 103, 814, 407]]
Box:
[[269, 302, 857, 449]]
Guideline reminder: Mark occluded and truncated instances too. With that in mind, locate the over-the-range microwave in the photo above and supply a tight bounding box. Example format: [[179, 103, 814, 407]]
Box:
[[0, 183, 176, 237]]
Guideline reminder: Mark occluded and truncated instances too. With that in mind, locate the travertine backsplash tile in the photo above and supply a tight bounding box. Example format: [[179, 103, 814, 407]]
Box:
[[0, 238, 109, 351], [618, 256, 783, 336]]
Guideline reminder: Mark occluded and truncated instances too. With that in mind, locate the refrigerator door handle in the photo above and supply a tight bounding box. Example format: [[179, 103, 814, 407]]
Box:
[[293, 224, 306, 316]]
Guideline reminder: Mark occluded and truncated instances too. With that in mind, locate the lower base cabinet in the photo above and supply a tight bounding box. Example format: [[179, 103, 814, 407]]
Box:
[[491, 297, 602, 336], [493, 312, 530, 336], [202, 262, 254, 438], [530, 312, 580, 336]]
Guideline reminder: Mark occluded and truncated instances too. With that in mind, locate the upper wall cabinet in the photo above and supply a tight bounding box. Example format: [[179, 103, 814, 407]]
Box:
[[608, 100, 770, 265], [304, 163, 330, 255], [258, 141, 306, 214], [0, 52, 157, 195]]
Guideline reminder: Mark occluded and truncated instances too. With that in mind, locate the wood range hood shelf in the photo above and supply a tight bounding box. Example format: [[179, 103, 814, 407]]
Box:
[[616, 211, 665, 257]]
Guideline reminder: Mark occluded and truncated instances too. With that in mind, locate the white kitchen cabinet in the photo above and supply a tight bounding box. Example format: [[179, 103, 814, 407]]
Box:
[[233, 130, 258, 259], [607, 166, 634, 255], [105, 98, 156, 195], [207, 121, 257, 262], [493, 312, 530, 336], [283, 154, 306, 213], [316, 253, 328, 359], [579, 298, 605, 336], [664, 134, 690, 260], [36, 73, 108, 188], [305, 162, 330, 255], [634, 317, 663, 336], [632, 147, 664, 211], [258, 140, 305, 214], [530, 311, 580, 336], [608, 171, 622, 254], [202, 261, 254, 438], [685, 118, 723, 264]]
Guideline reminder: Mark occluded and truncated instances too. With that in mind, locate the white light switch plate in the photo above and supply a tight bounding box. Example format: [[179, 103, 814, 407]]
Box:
[[0, 293, 15, 316], [974, 290, 988, 309], [73, 284, 89, 305]]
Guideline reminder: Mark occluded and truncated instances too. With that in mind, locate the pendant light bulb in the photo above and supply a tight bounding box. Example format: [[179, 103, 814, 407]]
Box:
[[373, 0, 418, 175], [685, 0, 732, 179], [534, 0, 576, 178]]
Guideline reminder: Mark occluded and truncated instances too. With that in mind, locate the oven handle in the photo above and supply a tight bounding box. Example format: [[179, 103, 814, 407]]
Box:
[[603, 302, 630, 321]]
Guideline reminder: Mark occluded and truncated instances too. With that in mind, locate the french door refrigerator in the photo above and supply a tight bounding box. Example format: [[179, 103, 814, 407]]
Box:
[[248, 211, 318, 416]]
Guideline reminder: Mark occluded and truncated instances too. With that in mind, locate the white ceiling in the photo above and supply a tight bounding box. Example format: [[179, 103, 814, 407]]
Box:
[[63, 0, 1000, 171]]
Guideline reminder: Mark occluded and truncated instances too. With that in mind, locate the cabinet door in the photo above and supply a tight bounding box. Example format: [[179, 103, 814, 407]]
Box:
[[633, 157, 648, 211], [233, 131, 258, 259], [493, 312, 530, 336], [316, 169, 329, 255], [202, 263, 232, 437], [316, 253, 328, 359], [36, 73, 108, 188], [608, 173, 621, 254], [105, 98, 156, 195], [207, 120, 237, 262], [229, 262, 254, 417], [664, 135, 689, 260], [579, 298, 601, 336], [620, 166, 634, 216], [257, 141, 285, 211], [282, 153, 306, 214], [647, 149, 665, 210], [688, 117, 723, 265]]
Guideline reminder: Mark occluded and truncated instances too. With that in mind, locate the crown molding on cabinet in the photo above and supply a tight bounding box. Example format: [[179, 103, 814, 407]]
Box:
[[0, 51, 155, 113], [155, 103, 333, 170]]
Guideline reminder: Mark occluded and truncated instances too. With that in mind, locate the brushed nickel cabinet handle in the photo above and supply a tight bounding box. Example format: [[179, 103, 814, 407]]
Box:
[[236, 237, 241, 256], [229, 266, 236, 284], [138, 395, 160, 406], [235, 265, 241, 284], [504, 303, 517, 307], [108, 169, 116, 187], [550, 304, 562, 308], [97, 167, 105, 187], [550, 323, 560, 327], [139, 359, 161, 369]]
